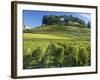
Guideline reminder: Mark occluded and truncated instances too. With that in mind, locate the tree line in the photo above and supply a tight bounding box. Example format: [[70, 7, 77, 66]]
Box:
[[42, 15, 91, 28]]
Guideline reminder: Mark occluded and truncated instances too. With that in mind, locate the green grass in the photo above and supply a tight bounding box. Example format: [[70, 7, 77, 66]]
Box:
[[24, 33, 73, 40], [23, 25, 91, 69]]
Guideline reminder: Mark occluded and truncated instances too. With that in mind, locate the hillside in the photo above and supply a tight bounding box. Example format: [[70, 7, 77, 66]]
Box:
[[23, 25, 91, 69], [24, 24, 90, 41]]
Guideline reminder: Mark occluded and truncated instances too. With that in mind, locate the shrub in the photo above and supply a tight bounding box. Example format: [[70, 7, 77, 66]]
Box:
[[23, 42, 90, 69], [78, 46, 89, 66]]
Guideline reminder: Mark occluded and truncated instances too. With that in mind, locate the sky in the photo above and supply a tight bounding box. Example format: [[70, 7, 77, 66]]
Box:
[[23, 10, 91, 28]]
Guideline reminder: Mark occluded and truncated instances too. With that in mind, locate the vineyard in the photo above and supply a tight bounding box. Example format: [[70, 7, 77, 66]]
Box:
[[23, 25, 91, 69]]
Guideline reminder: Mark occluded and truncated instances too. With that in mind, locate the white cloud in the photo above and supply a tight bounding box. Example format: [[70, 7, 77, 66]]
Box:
[[79, 14, 91, 20]]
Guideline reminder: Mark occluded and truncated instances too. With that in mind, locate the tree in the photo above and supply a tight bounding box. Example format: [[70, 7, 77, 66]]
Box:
[[42, 14, 87, 28], [42, 15, 49, 26], [24, 25, 25, 29], [87, 21, 91, 28]]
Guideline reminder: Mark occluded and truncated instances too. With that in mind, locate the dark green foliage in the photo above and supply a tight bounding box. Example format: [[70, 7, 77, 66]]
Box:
[[23, 42, 91, 69], [78, 46, 89, 66], [42, 15, 61, 26], [42, 15, 49, 26], [42, 42, 64, 67], [87, 21, 91, 28], [42, 15, 88, 28], [63, 44, 79, 66], [23, 53, 32, 69], [23, 47, 43, 69]]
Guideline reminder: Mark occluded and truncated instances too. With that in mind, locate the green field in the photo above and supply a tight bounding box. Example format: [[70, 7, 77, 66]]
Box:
[[23, 25, 91, 69]]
